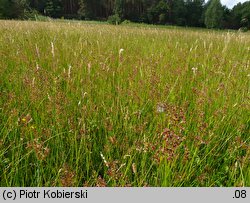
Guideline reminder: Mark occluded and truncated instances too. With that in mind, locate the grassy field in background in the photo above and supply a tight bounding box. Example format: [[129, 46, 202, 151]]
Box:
[[0, 20, 249, 186]]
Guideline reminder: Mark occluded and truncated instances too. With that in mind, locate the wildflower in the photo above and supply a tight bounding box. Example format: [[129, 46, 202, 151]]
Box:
[[36, 63, 40, 71], [35, 44, 40, 58], [21, 114, 33, 124], [119, 48, 124, 56], [47, 93, 51, 101], [68, 65, 72, 78], [100, 152, 109, 167], [192, 67, 198, 75], [51, 42, 55, 57], [157, 103, 165, 113], [83, 92, 87, 98]]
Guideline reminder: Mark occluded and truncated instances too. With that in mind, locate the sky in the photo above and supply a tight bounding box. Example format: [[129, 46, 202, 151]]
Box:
[[206, 0, 249, 9]]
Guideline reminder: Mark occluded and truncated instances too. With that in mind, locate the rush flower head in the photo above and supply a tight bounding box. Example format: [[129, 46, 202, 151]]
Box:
[[87, 63, 91, 74], [21, 114, 32, 123], [36, 63, 40, 71]]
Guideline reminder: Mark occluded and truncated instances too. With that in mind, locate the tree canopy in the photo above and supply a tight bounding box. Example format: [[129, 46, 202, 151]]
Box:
[[205, 0, 223, 28], [0, 0, 249, 30]]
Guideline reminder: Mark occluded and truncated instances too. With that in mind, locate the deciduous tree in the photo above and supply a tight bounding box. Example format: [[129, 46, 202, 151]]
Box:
[[205, 0, 223, 28]]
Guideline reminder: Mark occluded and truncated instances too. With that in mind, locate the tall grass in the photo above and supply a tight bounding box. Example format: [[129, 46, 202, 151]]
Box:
[[0, 20, 249, 186]]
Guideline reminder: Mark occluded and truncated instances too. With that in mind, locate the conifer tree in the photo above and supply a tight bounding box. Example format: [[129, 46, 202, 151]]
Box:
[[78, 0, 86, 19]]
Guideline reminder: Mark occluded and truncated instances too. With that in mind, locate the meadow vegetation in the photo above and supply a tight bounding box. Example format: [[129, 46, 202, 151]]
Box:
[[0, 20, 249, 186]]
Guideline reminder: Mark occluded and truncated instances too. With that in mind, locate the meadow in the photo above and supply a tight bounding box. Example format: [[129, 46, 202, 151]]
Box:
[[0, 20, 249, 187]]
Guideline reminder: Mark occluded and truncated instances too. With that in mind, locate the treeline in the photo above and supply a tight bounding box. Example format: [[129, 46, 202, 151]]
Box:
[[0, 0, 250, 29]]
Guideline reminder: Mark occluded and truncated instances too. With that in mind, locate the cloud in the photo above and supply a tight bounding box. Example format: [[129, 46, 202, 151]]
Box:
[[206, 0, 248, 9]]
